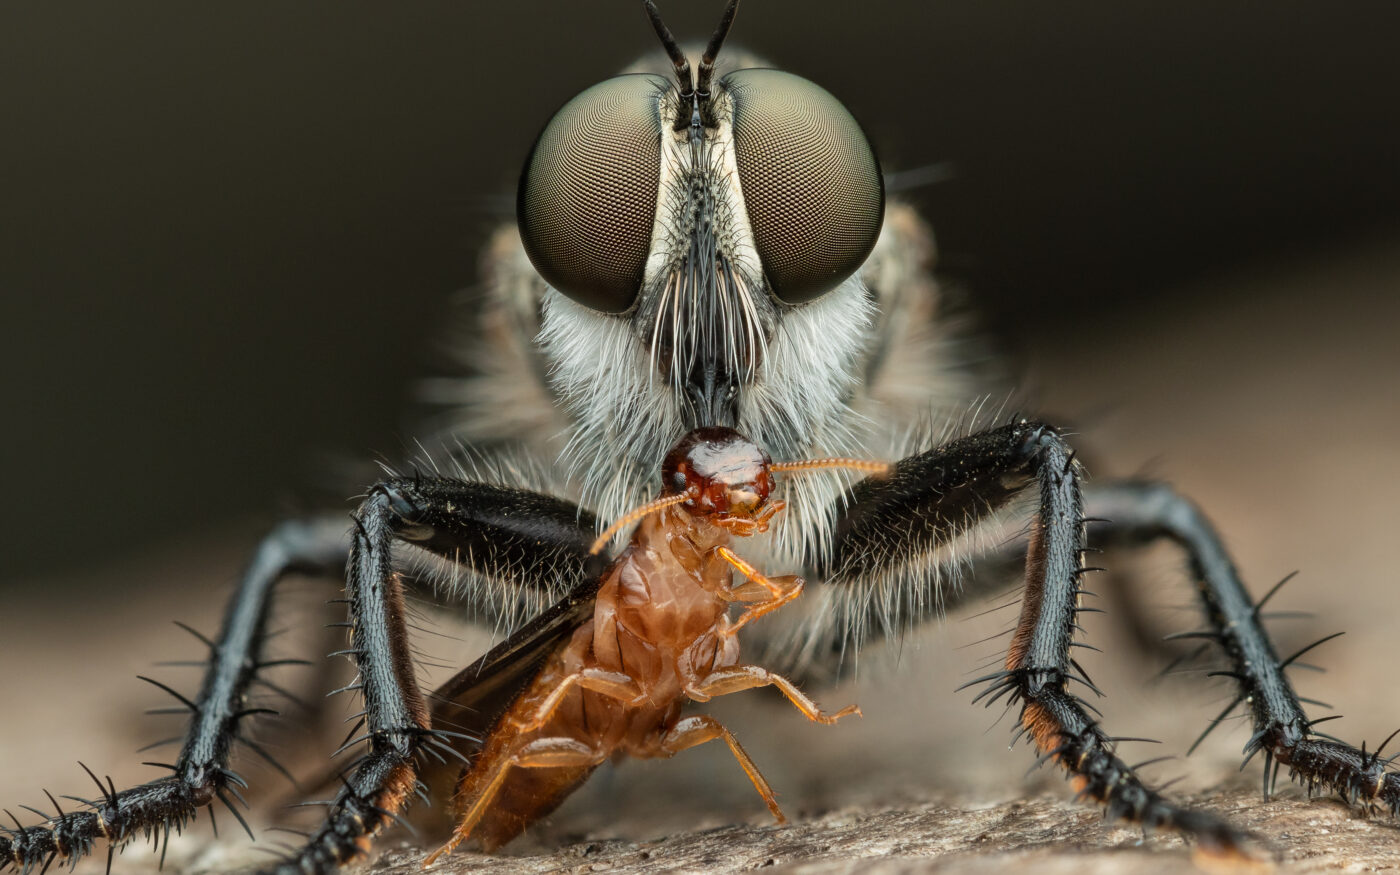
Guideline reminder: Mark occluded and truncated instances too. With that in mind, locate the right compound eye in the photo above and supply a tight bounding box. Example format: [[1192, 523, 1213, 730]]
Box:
[[517, 74, 668, 314]]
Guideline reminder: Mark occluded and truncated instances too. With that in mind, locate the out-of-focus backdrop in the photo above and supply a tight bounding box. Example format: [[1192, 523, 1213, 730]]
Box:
[[2, 1, 1396, 575], [1, 3, 1398, 872]]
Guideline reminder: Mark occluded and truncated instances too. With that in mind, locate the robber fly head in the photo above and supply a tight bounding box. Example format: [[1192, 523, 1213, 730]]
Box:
[[521, 0, 885, 500]]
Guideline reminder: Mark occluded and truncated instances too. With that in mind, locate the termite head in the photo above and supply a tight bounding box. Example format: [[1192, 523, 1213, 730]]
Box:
[[662, 426, 773, 520]]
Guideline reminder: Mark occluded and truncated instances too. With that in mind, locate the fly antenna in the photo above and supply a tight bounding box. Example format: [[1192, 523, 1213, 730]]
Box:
[[696, 0, 741, 102], [642, 0, 694, 102], [590, 493, 689, 556], [643, 0, 742, 130]]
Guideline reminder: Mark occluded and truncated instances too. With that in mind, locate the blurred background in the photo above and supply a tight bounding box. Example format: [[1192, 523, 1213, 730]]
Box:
[[1, 0, 1396, 576], [1, 2, 1398, 870]]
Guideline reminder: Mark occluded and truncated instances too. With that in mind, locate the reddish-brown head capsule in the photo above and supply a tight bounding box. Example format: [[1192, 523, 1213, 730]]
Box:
[[662, 427, 773, 518]]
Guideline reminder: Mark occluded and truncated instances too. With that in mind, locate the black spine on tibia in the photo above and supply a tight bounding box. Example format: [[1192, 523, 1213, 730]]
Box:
[[1087, 481, 1400, 815], [1, 518, 348, 873]]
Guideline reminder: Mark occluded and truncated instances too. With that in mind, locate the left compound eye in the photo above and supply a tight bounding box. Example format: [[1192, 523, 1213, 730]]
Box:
[[723, 69, 884, 305], [518, 74, 669, 313]]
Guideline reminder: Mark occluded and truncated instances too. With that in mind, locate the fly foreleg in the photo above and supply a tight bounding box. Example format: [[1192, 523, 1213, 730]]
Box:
[[275, 476, 603, 873], [825, 420, 1255, 859]]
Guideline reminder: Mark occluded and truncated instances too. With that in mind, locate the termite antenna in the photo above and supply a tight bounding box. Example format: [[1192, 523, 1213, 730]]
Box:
[[772, 458, 892, 476], [590, 494, 689, 556]]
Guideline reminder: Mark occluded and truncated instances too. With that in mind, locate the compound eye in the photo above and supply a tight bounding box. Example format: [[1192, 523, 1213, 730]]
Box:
[[724, 69, 884, 305], [518, 74, 668, 313]]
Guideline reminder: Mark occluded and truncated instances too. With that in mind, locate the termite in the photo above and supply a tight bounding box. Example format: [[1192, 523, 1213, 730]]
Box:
[[421, 426, 885, 862]]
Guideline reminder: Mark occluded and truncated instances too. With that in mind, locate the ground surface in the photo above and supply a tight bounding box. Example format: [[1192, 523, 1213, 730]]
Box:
[[2, 232, 1397, 873], [363, 791, 1399, 874]]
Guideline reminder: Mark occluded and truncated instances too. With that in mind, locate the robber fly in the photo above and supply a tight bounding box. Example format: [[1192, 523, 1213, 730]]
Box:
[[2, 1, 1398, 873]]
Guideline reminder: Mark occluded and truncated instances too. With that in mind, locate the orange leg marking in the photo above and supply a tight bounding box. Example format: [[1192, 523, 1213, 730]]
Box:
[[422, 737, 606, 868], [659, 714, 786, 823], [715, 546, 804, 634], [687, 664, 861, 725]]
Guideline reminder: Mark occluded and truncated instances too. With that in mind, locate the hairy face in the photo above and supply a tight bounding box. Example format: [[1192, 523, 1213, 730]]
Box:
[[528, 68, 882, 533]]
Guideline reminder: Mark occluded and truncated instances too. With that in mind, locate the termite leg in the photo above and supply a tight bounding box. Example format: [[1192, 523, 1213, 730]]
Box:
[[687, 665, 859, 724], [719, 498, 787, 536], [509, 668, 643, 733], [658, 715, 785, 822], [714, 546, 803, 634], [425, 738, 606, 867]]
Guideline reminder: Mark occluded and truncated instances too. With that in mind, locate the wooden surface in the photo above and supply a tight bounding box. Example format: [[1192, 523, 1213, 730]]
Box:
[[365, 790, 1398, 874]]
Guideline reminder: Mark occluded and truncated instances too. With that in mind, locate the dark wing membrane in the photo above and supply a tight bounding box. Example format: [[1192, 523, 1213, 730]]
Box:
[[281, 566, 605, 837], [416, 569, 606, 824], [429, 576, 602, 739]]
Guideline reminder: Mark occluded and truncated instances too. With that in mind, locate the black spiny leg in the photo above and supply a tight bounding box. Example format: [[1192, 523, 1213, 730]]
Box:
[[1085, 481, 1400, 812], [388, 476, 599, 602], [272, 477, 596, 874], [827, 421, 1253, 856], [0, 517, 349, 874]]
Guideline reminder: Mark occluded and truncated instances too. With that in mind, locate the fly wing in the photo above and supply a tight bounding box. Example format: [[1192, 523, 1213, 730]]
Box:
[[280, 564, 606, 837], [413, 565, 608, 828], [428, 571, 603, 747]]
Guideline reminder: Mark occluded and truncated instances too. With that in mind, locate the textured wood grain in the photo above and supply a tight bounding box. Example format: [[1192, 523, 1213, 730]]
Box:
[[363, 790, 1400, 875]]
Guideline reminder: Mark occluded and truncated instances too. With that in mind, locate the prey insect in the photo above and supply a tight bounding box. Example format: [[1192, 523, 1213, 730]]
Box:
[[3, 0, 1399, 873], [420, 427, 870, 864]]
